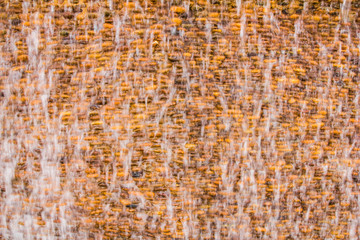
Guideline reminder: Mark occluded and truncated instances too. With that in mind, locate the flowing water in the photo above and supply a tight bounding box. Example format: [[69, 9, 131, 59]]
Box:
[[0, 0, 360, 239]]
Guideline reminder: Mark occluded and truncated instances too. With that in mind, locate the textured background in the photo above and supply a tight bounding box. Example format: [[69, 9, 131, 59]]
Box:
[[0, 0, 360, 239]]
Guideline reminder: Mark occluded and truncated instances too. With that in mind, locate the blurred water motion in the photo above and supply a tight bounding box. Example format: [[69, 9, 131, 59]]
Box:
[[0, 0, 360, 239]]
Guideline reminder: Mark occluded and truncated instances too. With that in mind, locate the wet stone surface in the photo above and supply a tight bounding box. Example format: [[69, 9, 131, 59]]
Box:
[[0, 0, 360, 239]]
